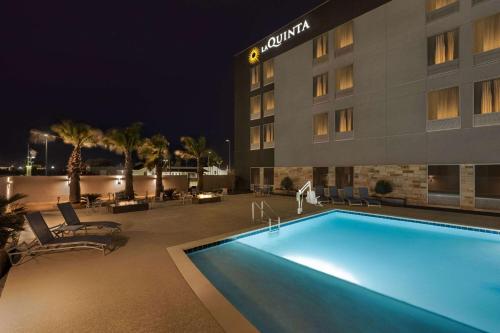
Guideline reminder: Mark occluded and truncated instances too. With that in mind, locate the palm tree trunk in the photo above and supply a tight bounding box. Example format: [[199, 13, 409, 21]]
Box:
[[124, 151, 134, 199], [197, 158, 204, 191], [68, 146, 81, 203], [155, 161, 163, 198]]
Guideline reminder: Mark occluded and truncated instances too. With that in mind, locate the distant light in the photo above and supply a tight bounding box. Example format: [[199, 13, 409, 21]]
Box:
[[51, 165, 55, 169], [17, 166, 23, 170]]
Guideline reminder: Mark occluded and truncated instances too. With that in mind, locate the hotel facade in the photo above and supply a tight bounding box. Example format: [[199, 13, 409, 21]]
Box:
[[234, 0, 500, 211]]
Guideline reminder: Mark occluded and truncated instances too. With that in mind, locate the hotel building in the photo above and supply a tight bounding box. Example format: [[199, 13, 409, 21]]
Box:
[[234, 0, 500, 211]]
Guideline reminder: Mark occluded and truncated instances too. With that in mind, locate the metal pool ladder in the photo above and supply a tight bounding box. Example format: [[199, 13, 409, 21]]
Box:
[[252, 200, 281, 232]]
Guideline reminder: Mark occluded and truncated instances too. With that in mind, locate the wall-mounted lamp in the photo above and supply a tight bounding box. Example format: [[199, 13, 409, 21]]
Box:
[[67, 176, 71, 186], [116, 177, 122, 185]]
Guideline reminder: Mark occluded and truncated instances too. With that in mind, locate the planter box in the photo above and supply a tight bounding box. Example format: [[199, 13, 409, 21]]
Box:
[[110, 202, 149, 214], [192, 196, 221, 204]]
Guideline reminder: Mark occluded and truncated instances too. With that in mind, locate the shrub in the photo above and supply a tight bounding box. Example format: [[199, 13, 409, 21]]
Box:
[[374, 180, 393, 195], [0, 194, 26, 249], [280, 177, 294, 191], [81, 193, 101, 204]]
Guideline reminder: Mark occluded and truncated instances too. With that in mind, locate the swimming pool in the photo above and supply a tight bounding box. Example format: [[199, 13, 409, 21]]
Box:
[[188, 210, 500, 332]]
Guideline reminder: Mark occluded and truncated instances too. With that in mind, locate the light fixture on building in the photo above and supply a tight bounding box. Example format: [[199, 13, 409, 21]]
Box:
[[116, 177, 122, 185]]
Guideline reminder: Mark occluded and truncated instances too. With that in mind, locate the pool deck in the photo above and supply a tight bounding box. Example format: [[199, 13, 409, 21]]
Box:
[[0, 194, 499, 332]]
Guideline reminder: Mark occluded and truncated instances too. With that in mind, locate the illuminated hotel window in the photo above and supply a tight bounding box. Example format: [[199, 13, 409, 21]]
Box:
[[335, 65, 353, 98], [335, 108, 353, 132], [250, 65, 260, 91], [428, 29, 459, 65], [250, 126, 261, 150], [475, 78, 500, 114], [313, 33, 328, 60], [263, 90, 275, 117], [426, 0, 457, 12], [313, 113, 329, 143], [427, 87, 459, 120], [263, 123, 274, 149], [250, 95, 261, 120], [426, 0, 458, 21], [334, 21, 353, 56], [313, 73, 328, 99], [474, 14, 500, 54], [263, 59, 274, 85]]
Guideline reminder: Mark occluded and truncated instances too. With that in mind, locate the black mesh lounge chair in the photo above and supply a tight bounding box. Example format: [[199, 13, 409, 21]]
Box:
[[343, 187, 363, 206], [57, 202, 121, 233], [328, 186, 345, 205], [358, 187, 381, 207], [8, 212, 113, 265], [314, 186, 330, 204]]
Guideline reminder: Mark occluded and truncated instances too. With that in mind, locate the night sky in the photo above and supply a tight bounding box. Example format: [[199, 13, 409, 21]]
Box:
[[0, 0, 323, 167]]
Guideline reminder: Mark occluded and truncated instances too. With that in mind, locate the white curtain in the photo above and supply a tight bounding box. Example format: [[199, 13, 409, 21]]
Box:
[[314, 114, 328, 136], [250, 127, 260, 145], [315, 74, 327, 97], [264, 91, 274, 112], [494, 79, 500, 113], [251, 66, 259, 85], [338, 109, 353, 132], [435, 34, 446, 64], [475, 13, 500, 53], [446, 31, 455, 61], [336, 65, 353, 91], [334, 21, 353, 49], [250, 96, 261, 117], [264, 60, 274, 80], [315, 34, 327, 58], [264, 124, 274, 143], [429, 87, 459, 120], [481, 81, 493, 114]]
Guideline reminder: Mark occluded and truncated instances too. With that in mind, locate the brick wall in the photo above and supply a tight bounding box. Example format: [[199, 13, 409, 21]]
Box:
[[460, 165, 475, 209], [274, 167, 313, 190]]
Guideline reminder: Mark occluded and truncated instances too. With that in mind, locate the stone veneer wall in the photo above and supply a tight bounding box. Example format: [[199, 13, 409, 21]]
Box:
[[460, 165, 475, 209], [354, 165, 428, 206], [274, 167, 313, 190]]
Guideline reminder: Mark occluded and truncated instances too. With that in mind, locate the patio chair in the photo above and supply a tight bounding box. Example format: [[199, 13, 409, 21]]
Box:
[[57, 202, 121, 233], [358, 187, 381, 207], [343, 187, 363, 206], [314, 186, 330, 204], [328, 186, 345, 205], [8, 212, 113, 265]]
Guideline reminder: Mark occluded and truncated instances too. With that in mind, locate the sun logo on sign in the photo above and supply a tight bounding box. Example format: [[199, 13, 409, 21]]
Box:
[[248, 47, 260, 65]]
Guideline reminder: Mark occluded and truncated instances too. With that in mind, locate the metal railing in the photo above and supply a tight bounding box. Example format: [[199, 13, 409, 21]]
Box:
[[251, 200, 281, 232]]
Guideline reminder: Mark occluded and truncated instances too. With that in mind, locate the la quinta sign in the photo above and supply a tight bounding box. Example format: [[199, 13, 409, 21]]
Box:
[[249, 19, 311, 63]]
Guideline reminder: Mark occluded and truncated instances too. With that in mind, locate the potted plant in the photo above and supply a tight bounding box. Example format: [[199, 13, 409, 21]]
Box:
[[0, 194, 26, 277], [280, 176, 294, 195], [374, 180, 393, 197]]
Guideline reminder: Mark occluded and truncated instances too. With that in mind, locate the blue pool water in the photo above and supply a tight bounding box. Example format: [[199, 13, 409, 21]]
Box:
[[189, 211, 500, 332]]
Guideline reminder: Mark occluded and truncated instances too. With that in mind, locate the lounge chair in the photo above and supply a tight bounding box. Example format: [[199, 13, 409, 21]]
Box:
[[358, 187, 381, 207], [328, 186, 345, 205], [343, 187, 363, 206], [8, 212, 113, 265], [57, 202, 121, 233], [314, 186, 330, 204]]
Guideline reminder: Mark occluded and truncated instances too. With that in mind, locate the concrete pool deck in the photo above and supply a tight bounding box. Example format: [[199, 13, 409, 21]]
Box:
[[0, 194, 499, 332]]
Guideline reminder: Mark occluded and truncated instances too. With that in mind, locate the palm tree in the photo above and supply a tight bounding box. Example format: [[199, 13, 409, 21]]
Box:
[[51, 121, 102, 203], [138, 134, 170, 198], [175, 136, 213, 191], [103, 123, 142, 199], [0, 194, 26, 249]]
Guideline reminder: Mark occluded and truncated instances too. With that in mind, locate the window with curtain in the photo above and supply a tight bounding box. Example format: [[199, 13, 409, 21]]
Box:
[[334, 21, 354, 50], [263, 123, 274, 148], [428, 29, 459, 65], [474, 78, 500, 114], [250, 168, 260, 186], [426, 0, 457, 12], [313, 113, 329, 139], [335, 65, 354, 92], [428, 87, 459, 120], [250, 126, 261, 150], [313, 73, 328, 98], [313, 33, 328, 59], [263, 59, 274, 85], [250, 95, 261, 120], [250, 65, 260, 90], [263, 90, 275, 116], [335, 108, 353, 132], [474, 13, 500, 54]]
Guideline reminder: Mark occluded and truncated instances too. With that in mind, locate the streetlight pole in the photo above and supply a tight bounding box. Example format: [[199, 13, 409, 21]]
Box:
[[44, 134, 48, 176], [225, 139, 231, 173]]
